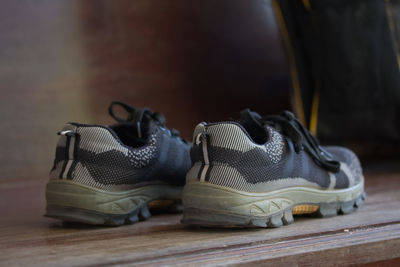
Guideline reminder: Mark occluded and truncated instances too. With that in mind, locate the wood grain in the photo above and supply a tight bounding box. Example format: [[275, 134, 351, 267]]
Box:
[[0, 172, 399, 266]]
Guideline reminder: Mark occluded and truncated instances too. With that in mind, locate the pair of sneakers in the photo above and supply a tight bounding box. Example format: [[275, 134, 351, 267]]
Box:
[[45, 101, 365, 227]]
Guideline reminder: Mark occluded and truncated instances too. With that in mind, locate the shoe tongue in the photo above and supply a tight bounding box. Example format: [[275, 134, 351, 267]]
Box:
[[238, 109, 268, 144], [125, 109, 166, 139], [131, 108, 152, 124], [109, 101, 153, 125]]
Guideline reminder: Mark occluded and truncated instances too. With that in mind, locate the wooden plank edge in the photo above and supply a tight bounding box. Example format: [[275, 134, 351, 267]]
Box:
[[97, 223, 400, 266]]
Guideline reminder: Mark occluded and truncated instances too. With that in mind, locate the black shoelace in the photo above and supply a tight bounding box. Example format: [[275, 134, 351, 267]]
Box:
[[108, 101, 182, 140], [262, 110, 340, 173]]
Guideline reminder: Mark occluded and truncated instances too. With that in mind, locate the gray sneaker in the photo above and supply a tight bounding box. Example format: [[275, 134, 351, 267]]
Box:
[[182, 109, 365, 228], [45, 101, 191, 226]]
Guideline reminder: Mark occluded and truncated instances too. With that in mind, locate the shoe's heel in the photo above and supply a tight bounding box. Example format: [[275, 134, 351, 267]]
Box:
[[45, 180, 182, 226]]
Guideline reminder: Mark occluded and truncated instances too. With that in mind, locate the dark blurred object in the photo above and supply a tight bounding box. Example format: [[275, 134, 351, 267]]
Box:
[[0, 0, 290, 181], [275, 0, 400, 160]]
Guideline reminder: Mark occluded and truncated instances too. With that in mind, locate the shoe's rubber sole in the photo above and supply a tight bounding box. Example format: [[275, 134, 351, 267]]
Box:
[[45, 180, 182, 226], [181, 180, 365, 228]]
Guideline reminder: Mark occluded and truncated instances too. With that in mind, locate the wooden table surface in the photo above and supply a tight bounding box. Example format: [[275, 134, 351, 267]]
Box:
[[1, 172, 399, 266]]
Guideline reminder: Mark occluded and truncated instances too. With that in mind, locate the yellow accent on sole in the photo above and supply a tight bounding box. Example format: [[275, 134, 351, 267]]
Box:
[[292, 204, 319, 215]]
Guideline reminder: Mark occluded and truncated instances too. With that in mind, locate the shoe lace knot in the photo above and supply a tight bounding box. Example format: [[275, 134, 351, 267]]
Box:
[[108, 101, 183, 139]]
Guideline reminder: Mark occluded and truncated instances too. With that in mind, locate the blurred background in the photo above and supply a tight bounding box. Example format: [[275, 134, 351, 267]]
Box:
[[0, 0, 399, 183]]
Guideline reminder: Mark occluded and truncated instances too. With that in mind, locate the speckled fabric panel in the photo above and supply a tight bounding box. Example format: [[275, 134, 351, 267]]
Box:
[[127, 134, 158, 168], [264, 126, 285, 164]]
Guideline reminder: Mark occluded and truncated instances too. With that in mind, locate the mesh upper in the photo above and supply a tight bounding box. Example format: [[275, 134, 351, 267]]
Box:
[[186, 122, 363, 192], [50, 122, 191, 191]]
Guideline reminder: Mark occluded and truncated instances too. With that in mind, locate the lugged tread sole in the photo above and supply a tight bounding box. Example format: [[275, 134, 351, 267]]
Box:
[[45, 204, 152, 226], [45, 180, 182, 226], [182, 192, 366, 228], [45, 200, 183, 226]]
